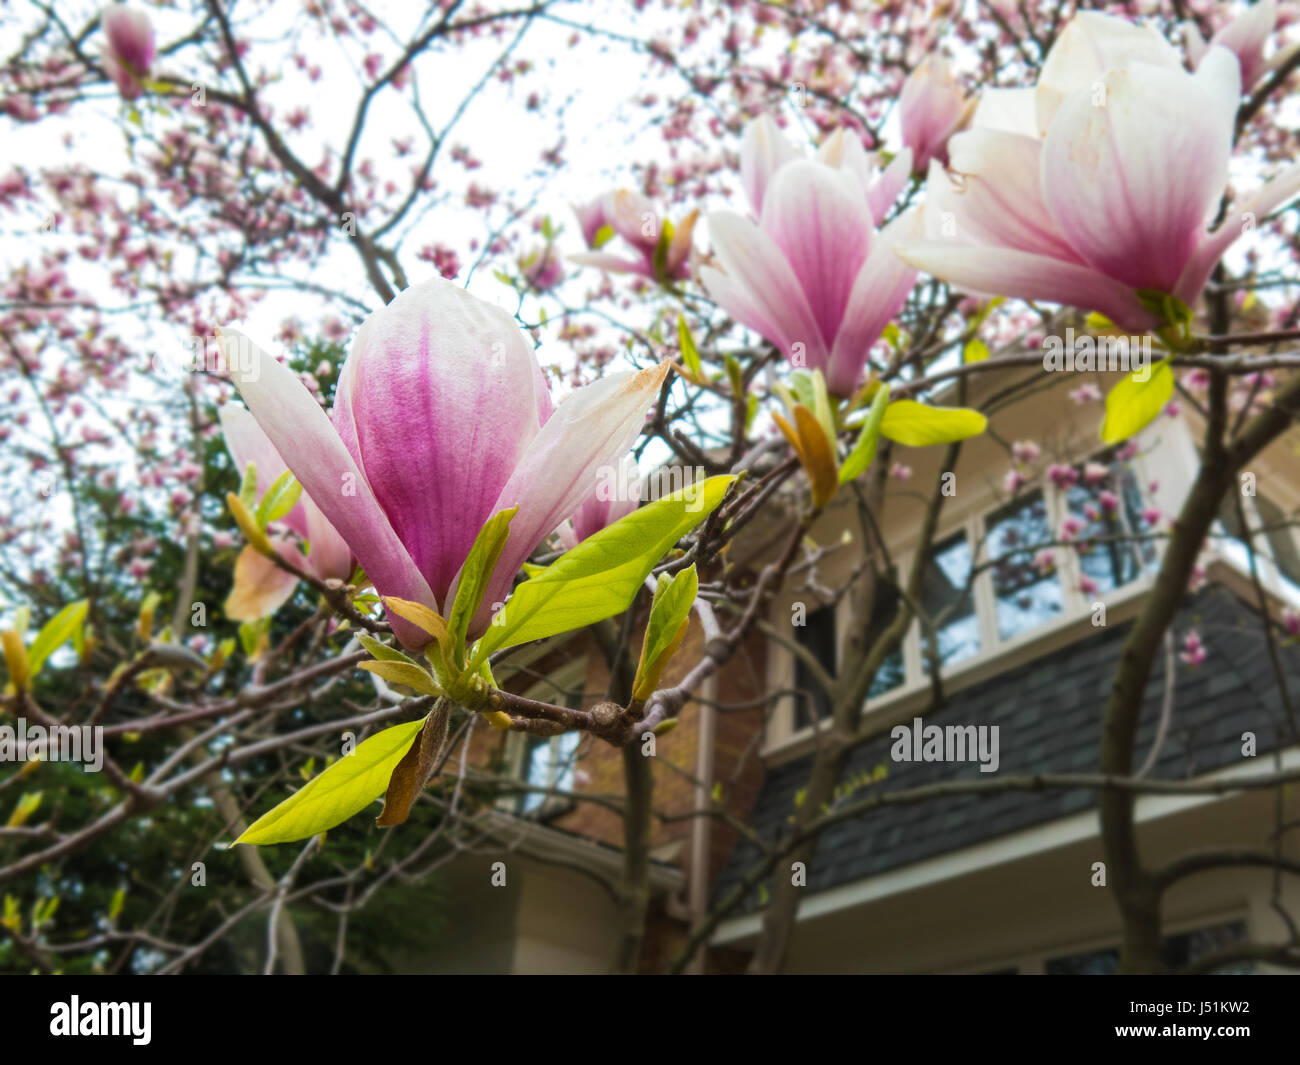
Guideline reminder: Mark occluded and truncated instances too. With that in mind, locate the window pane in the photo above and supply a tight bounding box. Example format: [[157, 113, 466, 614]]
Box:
[[793, 603, 836, 730], [521, 736, 553, 813], [987, 490, 1063, 641], [921, 531, 979, 669], [867, 584, 905, 699], [1066, 449, 1156, 595], [1256, 496, 1300, 600], [520, 731, 580, 814]]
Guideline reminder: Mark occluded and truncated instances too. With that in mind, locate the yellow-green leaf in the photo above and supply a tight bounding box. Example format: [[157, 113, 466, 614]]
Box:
[[357, 660, 442, 697], [6, 791, 42, 828], [235, 719, 426, 845], [677, 314, 702, 380], [879, 400, 987, 447], [27, 600, 89, 679], [1100, 359, 1173, 444], [839, 383, 891, 485], [633, 565, 697, 701], [447, 507, 517, 655], [469, 477, 734, 666]]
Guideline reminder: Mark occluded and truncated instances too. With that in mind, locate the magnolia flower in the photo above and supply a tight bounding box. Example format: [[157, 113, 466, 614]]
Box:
[[101, 5, 155, 100], [899, 56, 975, 172], [897, 11, 1300, 331], [1179, 629, 1207, 667], [1186, 0, 1277, 90], [1011, 439, 1041, 464], [570, 191, 697, 284], [219, 404, 353, 621], [700, 115, 919, 396], [1047, 462, 1079, 490], [519, 245, 564, 291], [219, 278, 668, 648]]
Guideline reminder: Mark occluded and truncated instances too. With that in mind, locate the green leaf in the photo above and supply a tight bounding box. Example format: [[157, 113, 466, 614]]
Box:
[[26, 600, 88, 679], [1135, 289, 1193, 328], [6, 791, 42, 828], [447, 507, 517, 656], [469, 476, 735, 667], [235, 719, 427, 845], [633, 565, 698, 700], [255, 470, 302, 528], [357, 660, 442, 697], [962, 338, 990, 363], [839, 383, 891, 485], [724, 353, 744, 397], [1100, 359, 1173, 444], [356, 633, 421, 667], [677, 314, 702, 379], [592, 223, 614, 249], [879, 400, 987, 447]]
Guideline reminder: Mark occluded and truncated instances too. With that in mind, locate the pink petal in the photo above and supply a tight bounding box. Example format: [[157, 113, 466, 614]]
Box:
[[971, 88, 1037, 137], [759, 160, 872, 348], [333, 278, 551, 607], [826, 210, 921, 396], [1176, 158, 1300, 306], [942, 134, 1083, 262], [470, 362, 672, 636], [701, 211, 830, 370], [895, 242, 1157, 331], [219, 404, 352, 582], [741, 114, 801, 215], [218, 327, 435, 647], [1035, 11, 1182, 135], [568, 250, 654, 279], [1041, 50, 1238, 293]]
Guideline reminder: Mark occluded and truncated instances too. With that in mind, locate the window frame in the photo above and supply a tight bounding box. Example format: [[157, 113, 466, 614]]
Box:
[[770, 444, 1163, 748]]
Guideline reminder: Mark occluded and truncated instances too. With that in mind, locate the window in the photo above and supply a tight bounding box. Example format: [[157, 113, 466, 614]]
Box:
[[921, 531, 979, 669], [519, 730, 580, 816], [868, 584, 906, 699], [792, 603, 836, 731], [1220, 492, 1300, 602], [1257, 496, 1300, 599], [986, 490, 1063, 641], [1065, 449, 1157, 594]]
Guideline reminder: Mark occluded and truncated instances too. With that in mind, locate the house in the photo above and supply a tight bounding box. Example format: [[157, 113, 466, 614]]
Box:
[[418, 352, 1300, 974]]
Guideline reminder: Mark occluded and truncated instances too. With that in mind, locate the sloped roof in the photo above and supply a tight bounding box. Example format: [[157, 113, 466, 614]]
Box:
[[714, 584, 1298, 910]]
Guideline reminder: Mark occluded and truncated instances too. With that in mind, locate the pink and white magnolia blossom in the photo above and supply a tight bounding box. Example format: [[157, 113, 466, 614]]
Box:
[[101, 5, 156, 100], [220, 278, 669, 648], [899, 55, 976, 172], [570, 191, 697, 283], [219, 404, 353, 620], [700, 115, 919, 396], [897, 11, 1300, 331], [1186, 0, 1277, 90]]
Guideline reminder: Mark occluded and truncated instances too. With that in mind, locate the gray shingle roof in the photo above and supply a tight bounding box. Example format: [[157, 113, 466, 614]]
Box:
[[714, 584, 1298, 910]]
